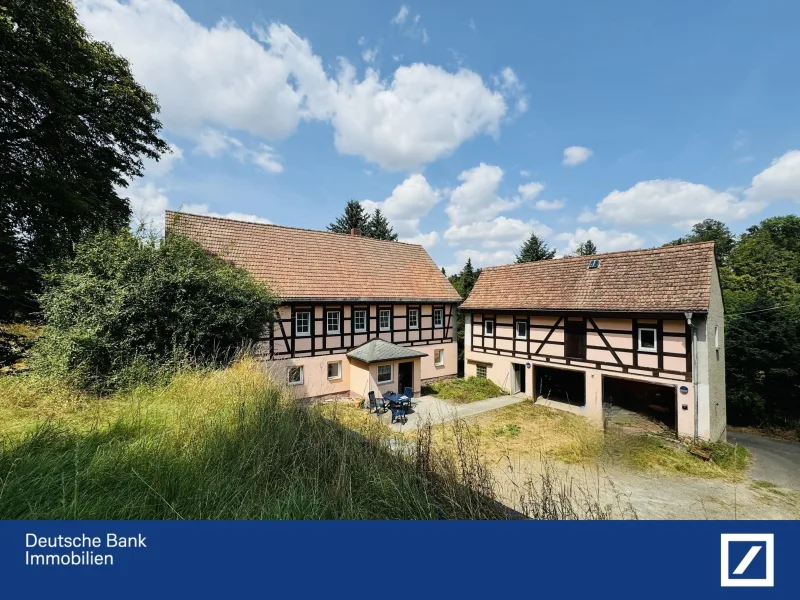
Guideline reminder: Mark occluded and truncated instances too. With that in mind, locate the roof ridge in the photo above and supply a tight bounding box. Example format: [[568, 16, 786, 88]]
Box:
[[482, 241, 715, 271], [165, 209, 425, 248]]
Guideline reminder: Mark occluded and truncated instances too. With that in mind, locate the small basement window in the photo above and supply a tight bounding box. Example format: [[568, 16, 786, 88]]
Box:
[[379, 309, 391, 331], [638, 327, 657, 352], [484, 319, 495, 336], [327, 361, 341, 380], [476, 364, 487, 379], [515, 320, 528, 339], [377, 364, 393, 384], [287, 366, 304, 385], [434, 349, 444, 366]]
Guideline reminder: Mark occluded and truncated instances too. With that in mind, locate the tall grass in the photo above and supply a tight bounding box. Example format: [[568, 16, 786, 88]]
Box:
[[422, 376, 507, 404], [0, 360, 626, 519]]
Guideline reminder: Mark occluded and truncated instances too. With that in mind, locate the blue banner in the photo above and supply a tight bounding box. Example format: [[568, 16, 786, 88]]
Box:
[[0, 520, 796, 598]]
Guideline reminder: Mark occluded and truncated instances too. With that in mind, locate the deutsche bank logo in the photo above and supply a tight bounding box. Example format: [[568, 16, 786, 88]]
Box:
[[720, 534, 774, 587]]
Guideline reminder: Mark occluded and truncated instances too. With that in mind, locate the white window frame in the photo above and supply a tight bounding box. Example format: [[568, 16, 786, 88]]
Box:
[[638, 327, 657, 352], [326, 310, 340, 335], [408, 309, 419, 329], [515, 320, 527, 339], [354, 310, 367, 333], [484, 319, 495, 336], [327, 361, 342, 380], [287, 366, 304, 385], [379, 309, 391, 331], [433, 308, 444, 328], [434, 349, 444, 366], [476, 364, 487, 379], [377, 364, 393, 384], [295, 311, 311, 337]]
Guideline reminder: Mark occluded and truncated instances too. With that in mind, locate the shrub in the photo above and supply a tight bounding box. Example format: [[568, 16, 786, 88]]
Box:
[[33, 229, 276, 391]]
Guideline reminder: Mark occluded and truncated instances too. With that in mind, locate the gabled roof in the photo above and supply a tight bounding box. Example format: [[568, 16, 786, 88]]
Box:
[[165, 211, 461, 302], [461, 242, 716, 313], [346, 338, 428, 364]]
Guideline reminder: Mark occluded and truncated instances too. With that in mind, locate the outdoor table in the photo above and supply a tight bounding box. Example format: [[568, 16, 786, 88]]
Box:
[[384, 392, 410, 408]]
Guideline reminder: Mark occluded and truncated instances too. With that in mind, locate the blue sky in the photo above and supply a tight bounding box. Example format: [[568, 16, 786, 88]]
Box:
[[76, 0, 800, 273]]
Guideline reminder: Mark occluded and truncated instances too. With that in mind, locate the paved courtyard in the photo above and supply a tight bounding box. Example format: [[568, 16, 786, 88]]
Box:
[[379, 393, 526, 431]]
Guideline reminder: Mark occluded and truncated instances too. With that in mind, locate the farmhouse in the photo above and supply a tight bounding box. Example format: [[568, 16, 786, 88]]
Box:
[[460, 242, 726, 441], [166, 211, 460, 400]]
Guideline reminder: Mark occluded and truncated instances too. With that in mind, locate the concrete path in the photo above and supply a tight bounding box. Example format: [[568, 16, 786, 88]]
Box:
[[386, 393, 526, 432], [728, 431, 800, 490]]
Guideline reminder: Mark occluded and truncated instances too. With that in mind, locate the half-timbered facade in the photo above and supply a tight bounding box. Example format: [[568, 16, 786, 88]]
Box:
[[166, 211, 460, 400], [461, 242, 726, 441]]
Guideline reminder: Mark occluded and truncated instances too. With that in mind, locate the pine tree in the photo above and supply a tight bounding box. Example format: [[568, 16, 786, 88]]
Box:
[[576, 239, 598, 256], [327, 200, 370, 235], [516, 233, 556, 262], [366, 208, 398, 241]]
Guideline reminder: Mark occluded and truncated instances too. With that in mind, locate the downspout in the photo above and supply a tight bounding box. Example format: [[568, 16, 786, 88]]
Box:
[[685, 312, 699, 441]]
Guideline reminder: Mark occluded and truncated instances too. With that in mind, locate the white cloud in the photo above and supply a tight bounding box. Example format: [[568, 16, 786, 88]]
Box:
[[590, 179, 762, 228], [330, 63, 507, 170], [361, 173, 441, 241], [453, 248, 516, 269], [444, 216, 552, 249], [78, 1, 520, 172], [493, 67, 528, 115], [535, 199, 565, 211], [577, 209, 598, 223], [554, 227, 644, 256], [401, 231, 439, 248], [563, 146, 593, 166], [446, 163, 521, 227], [519, 169, 531, 177], [127, 182, 170, 229], [361, 47, 378, 63], [744, 150, 800, 203], [180, 203, 272, 224], [391, 5, 409, 25], [195, 129, 283, 173], [141, 143, 183, 177], [518, 182, 545, 200]]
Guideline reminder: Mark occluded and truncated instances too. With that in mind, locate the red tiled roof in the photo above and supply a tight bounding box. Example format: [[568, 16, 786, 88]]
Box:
[[165, 211, 461, 302], [460, 242, 716, 313]]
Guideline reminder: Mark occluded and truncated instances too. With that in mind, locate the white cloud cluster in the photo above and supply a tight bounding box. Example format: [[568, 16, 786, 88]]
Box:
[[196, 129, 283, 173], [517, 182, 544, 200], [77, 0, 522, 172], [563, 146, 593, 166], [744, 150, 800, 204], [445, 163, 521, 226], [179, 203, 272, 224], [361, 174, 441, 247], [589, 180, 761, 229]]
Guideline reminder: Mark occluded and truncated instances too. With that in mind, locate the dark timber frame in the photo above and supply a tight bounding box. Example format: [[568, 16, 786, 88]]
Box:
[[465, 310, 693, 382], [266, 301, 457, 359]]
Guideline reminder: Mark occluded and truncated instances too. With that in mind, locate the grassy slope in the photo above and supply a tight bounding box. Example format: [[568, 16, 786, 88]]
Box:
[[422, 377, 507, 404], [435, 401, 750, 481], [0, 361, 508, 520]]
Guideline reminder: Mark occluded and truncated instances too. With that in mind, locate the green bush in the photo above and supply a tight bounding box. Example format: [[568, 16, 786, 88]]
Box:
[[33, 229, 276, 391], [423, 376, 507, 403]]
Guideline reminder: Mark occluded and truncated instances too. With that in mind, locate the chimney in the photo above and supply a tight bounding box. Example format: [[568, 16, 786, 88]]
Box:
[[350, 228, 361, 237]]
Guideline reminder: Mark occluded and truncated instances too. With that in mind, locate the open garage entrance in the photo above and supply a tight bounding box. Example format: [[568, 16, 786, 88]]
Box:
[[602, 376, 676, 433], [534, 366, 586, 407]]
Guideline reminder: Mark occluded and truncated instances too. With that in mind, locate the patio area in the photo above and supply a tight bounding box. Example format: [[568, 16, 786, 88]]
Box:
[[368, 391, 525, 431]]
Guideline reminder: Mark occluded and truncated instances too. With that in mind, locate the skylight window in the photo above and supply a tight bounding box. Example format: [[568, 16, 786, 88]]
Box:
[[587, 259, 601, 269]]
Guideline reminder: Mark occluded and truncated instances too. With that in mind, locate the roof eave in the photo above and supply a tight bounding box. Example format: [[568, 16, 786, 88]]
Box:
[[281, 296, 461, 304], [459, 307, 709, 315]]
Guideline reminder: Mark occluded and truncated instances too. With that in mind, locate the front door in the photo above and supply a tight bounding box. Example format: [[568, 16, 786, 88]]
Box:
[[512, 363, 526, 394], [398, 362, 413, 395]]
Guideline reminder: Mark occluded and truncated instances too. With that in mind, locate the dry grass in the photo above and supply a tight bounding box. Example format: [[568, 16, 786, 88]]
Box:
[[422, 377, 507, 404], [424, 400, 750, 482]]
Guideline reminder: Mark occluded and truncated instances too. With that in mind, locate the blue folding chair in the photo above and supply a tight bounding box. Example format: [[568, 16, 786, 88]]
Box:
[[391, 404, 407, 424], [368, 391, 386, 415], [403, 386, 414, 409]]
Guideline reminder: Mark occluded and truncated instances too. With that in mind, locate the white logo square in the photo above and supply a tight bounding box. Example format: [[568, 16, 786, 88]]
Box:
[[720, 533, 774, 587]]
